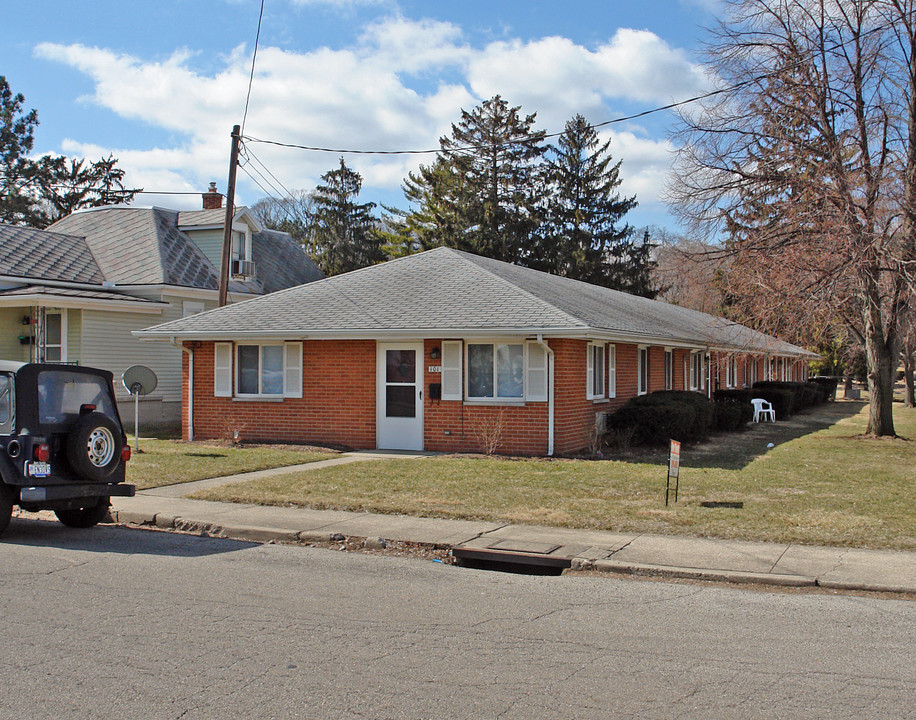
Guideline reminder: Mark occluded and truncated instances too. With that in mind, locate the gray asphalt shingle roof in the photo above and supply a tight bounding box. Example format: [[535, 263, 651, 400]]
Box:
[[0, 223, 105, 284], [49, 207, 225, 287], [44, 206, 322, 293], [0, 284, 165, 305], [136, 247, 814, 357]]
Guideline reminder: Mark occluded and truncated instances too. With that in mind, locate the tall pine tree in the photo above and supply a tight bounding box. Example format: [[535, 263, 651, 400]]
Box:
[[401, 96, 546, 264], [309, 157, 384, 276], [0, 76, 139, 228], [536, 114, 644, 291]]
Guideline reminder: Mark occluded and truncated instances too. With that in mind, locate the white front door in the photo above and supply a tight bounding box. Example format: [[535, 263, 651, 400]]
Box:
[[376, 343, 424, 451]]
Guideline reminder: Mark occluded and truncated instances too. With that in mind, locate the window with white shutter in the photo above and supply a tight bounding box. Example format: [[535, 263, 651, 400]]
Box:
[[284, 342, 302, 398], [214, 342, 232, 397], [526, 342, 548, 402], [441, 341, 462, 400], [608, 344, 617, 398]]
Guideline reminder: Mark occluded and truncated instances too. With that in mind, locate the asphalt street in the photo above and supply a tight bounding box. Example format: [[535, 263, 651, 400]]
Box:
[[2, 518, 915, 720]]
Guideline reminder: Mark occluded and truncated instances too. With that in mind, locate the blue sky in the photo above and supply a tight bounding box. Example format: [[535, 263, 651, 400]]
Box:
[[3, 0, 720, 231]]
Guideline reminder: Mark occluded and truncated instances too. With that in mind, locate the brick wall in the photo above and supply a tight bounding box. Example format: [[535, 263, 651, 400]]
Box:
[[422, 339, 549, 455], [182, 338, 809, 456], [186, 340, 376, 448]]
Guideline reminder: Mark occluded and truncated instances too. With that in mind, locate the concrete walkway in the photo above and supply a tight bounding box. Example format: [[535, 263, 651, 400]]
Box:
[[109, 452, 916, 595]]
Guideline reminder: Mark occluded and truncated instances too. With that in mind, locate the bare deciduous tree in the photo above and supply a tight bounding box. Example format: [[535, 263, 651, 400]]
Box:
[[669, 0, 916, 436]]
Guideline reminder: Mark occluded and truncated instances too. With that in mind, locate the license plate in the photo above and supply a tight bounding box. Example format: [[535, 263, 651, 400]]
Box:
[[27, 461, 51, 477]]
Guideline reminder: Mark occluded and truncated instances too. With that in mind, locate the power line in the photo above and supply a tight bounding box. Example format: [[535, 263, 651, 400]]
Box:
[[239, 78, 764, 157], [240, 16, 900, 159], [240, 0, 266, 138], [241, 142, 296, 200]]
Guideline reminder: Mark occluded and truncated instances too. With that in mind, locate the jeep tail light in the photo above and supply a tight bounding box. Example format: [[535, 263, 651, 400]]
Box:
[[79, 403, 96, 415], [33, 444, 50, 462], [121, 446, 131, 462]]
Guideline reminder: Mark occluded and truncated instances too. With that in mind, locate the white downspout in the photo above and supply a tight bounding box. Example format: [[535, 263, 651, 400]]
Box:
[[537, 334, 554, 457], [170, 338, 194, 442]]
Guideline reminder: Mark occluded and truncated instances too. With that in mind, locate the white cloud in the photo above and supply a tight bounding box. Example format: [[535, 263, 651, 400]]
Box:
[[34, 19, 703, 219]]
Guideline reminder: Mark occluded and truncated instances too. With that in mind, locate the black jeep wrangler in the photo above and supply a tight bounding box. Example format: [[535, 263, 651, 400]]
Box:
[[0, 362, 134, 536]]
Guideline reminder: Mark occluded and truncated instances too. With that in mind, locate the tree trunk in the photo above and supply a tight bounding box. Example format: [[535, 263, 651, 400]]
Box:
[[904, 351, 915, 408], [863, 305, 898, 436]]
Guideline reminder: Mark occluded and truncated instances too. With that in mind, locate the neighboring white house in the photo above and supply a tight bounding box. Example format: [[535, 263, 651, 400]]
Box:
[[0, 186, 323, 429]]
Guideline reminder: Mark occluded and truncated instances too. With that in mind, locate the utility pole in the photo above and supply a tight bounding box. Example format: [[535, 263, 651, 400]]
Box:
[[218, 124, 242, 307]]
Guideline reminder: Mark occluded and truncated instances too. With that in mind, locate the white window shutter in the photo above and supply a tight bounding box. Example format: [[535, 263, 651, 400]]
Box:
[[284, 342, 303, 398], [441, 341, 462, 400], [608, 344, 616, 398], [586, 343, 595, 396], [214, 342, 232, 397], [526, 342, 548, 402]]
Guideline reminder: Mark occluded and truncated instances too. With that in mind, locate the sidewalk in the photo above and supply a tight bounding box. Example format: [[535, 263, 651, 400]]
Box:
[[110, 454, 916, 595]]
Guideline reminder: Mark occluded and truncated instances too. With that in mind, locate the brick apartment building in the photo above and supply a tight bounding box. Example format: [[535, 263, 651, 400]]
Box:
[[135, 248, 815, 455]]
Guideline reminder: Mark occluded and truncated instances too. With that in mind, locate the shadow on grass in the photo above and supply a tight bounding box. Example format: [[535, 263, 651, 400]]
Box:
[[607, 401, 867, 471]]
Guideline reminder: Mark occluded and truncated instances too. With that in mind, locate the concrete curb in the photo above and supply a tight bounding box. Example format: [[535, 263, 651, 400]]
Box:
[[110, 507, 916, 595], [110, 509, 441, 553], [573, 557, 817, 588]]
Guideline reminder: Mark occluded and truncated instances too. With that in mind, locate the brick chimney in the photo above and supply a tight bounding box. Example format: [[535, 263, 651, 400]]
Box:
[[202, 182, 224, 210]]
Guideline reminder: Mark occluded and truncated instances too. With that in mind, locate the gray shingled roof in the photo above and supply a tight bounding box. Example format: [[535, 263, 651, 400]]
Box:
[[176, 208, 227, 227], [49, 207, 224, 287], [46, 207, 321, 294], [135, 247, 815, 357], [0, 223, 105, 284], [0, 284, 165, 305]]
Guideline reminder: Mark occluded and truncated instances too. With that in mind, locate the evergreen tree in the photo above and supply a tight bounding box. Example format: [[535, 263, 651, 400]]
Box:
[[309, 157, 384, 275], [0, 76, 140, 228], [401, 96, 546, 264], [536, 114, 642, 290], [0, 75, 42, 226]]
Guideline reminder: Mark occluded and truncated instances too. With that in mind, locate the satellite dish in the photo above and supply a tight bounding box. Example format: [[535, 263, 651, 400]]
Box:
[[121, 365, 158, 454], [122, 365, 157, 396]]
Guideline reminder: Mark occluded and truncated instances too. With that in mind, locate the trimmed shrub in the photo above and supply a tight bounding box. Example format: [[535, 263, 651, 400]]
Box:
[[808, 376, 838, 401], [606, 390, 715, 445], [714, 398, 745, 432], [714, 389, 755, 426], [607, 402, 696, 446], [754, 381, 829, 412]]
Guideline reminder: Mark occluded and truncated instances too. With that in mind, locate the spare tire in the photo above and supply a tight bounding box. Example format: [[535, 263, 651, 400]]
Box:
[[55, 496, 111, 528], [66, 412, 123, 482]]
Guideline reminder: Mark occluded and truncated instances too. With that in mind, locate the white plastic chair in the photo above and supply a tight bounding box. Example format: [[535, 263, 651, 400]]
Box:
[[751, 398, 775, 423]]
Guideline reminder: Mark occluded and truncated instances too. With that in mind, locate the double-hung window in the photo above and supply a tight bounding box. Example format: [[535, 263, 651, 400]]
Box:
[[586, 343, 605, 399], [689, 351, 704, 391], [214, 342, 302, 399], [237, 344, 284, 396], [467, 342, 524, 400], [637, 346, 649, 395], [664, 349, 673, 390]]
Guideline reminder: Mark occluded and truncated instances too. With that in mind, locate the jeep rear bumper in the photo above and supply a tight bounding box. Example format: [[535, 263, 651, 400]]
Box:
[[19, 483, 135, 504]]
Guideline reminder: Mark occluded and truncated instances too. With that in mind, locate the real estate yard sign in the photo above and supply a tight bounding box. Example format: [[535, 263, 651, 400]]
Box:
[[666, 440, 681, 506]]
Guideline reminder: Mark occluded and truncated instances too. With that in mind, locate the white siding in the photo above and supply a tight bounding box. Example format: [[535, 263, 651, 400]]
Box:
[[79, 294, 187, 401], [183, 228, 225, 269], [0, 308, 29, 363]]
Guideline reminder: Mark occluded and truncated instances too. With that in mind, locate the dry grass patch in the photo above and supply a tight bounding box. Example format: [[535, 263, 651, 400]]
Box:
[[192, 402, 916, 550], [128, 439, 338, 490]]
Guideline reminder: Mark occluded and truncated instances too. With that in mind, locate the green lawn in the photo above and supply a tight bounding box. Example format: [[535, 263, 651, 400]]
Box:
[[127, 439, 338, 490], [192, 401, 916, 550]]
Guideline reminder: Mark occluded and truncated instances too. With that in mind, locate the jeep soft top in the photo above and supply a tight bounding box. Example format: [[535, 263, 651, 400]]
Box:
[[0, 362, 134, 535]]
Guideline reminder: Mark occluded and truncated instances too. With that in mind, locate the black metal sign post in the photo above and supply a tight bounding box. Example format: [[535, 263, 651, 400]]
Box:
[[666, 439, 681, 506]]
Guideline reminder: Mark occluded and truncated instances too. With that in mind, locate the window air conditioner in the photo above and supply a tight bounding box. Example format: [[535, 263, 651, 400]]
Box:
[[231, 259, 256, 279]]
